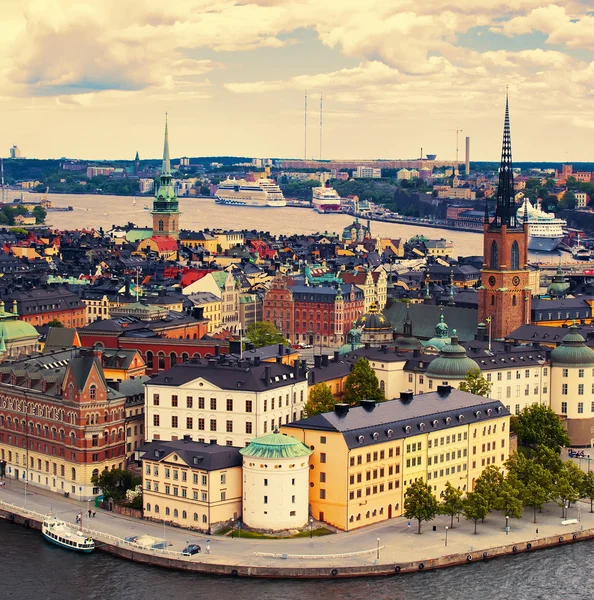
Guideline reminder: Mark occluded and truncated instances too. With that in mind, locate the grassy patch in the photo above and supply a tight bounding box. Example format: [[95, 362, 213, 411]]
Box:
[[216, 527, 334, 539], [291, 527, 334, 538]]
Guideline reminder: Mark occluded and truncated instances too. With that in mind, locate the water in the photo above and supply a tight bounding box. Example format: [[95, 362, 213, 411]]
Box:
[[0, 519, 591, 600], [40, 192, 484, 255]]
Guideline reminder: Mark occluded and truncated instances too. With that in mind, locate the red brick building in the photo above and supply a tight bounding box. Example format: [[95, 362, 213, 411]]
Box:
[[0, 349, 126, 499]]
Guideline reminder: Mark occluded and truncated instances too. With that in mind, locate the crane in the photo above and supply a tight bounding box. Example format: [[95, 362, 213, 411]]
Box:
[[447, 127, 463, 175]]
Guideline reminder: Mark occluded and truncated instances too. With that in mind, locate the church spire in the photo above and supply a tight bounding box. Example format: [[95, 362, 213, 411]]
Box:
[[491, 90, 519, 230], [162, 113, 171, 176]]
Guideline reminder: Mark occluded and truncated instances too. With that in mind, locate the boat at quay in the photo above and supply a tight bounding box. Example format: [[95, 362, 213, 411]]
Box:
[[517, 199, 566, 252], [312, 184, 342, 213], [42, 515, 95, 553], [214, 177, 286, 207]]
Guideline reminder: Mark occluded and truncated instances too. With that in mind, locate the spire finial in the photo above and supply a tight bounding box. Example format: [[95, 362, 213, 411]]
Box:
[[162, 113, 171, 176]]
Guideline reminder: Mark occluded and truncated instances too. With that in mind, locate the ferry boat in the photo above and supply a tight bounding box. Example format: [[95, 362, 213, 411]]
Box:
[[42, 515, 95, 553], [215, 178, 286, 207], [571, 234, 593, 261], [312, 184, 342, 213], [517, 199, 566, 252]]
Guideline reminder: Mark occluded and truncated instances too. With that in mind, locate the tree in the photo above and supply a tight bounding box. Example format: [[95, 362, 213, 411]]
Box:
[[32, 205, 47, 224], [458, 368, 492, 397], [91, 469, 141, 501], [581, 471, 594, 513], [507, 456, 553, 523], [47, 318, 64, 328], [343, 358, 385, 405], [463, 492, 489, 534], [559, 190, 576, 210], [304, 383, 336, 417], [532, 444, 565, 476], [474, 465, 504, 513], [404, 479, 439, 534], [511, 404, 570, 451], [439, 481, 464, 528], [245, 321, 289, 349], [494, 479, 524, 525]]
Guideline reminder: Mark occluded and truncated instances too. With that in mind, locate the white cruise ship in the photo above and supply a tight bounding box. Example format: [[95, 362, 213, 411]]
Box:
[[312, 185, 342, 213], [517, 199, 566, 252], [215, 178, 286, 207]]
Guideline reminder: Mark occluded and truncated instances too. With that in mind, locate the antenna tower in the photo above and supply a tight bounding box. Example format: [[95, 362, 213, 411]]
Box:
[[319, 92, 323, 161], [304, 90, 308, 161], [1, 158, 4, 204]]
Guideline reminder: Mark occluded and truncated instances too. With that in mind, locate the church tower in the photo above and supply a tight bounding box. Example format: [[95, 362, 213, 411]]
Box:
[[478, 94, 531, 339], [152, 116, 180, 239]]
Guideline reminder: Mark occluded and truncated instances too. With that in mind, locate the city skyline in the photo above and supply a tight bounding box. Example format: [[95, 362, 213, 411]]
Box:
[[1, 1, 593, 161]]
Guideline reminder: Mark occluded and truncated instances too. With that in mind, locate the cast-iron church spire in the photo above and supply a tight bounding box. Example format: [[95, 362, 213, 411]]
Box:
[[491, 90, 519, 230]]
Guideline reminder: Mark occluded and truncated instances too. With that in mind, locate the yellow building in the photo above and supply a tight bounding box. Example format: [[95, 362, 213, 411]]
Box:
[[179, 231, 219, 254], [187, 292, 222, 334], [282, 387, 510, 531], [140, 437, 242, 533]]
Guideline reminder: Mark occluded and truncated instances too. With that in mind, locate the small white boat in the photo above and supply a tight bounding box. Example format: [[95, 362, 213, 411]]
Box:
[[133, 198, 137, 206], [42, 515, 95, 553]]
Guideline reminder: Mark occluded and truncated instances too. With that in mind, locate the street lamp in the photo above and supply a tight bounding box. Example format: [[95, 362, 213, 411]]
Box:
[[376, 537, 380, 560], [231, 517, 235, 539], [445, 526, 448, 547], [310, 517, 313, 539], [505, 515, 509, 535]]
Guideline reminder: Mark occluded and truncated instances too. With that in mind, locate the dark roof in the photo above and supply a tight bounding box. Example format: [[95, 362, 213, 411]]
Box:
[[139, 439, 242, 471], [4, 286, 85, 314], [149, 359, 306, 391], [44, 327, 79, 351], [284, 389, 509, 449]]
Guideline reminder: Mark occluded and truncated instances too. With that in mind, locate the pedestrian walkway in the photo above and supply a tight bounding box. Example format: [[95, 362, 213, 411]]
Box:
[[1, 478, 592, 573]]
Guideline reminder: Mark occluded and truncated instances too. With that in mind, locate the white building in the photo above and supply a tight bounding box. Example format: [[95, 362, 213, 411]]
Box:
[[240, 433, 312, 530], [575, 192, 590, 209], [139, 178, 155, 194], [9, 145, 21, 159], [145, 359, 309, 448], [354, 166, 381, 179], [397, 168, 411, 180]]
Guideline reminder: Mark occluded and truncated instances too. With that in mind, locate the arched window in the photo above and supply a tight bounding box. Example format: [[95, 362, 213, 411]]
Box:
[[155, 505, 160, 513], [89, 385, 97, 400], [145, 351, 153, 369], [380, 380, 385, 392], [92, 468, 99, 479], [512, 295, 517, 306], [71, 468, 76, 481], [170, 352, 177, 366], [511, 241, 519, 270], [146, 503, 151, 512], [158, 352, 165, 370], [490, 241, 498, 269], [173, 509, 179, 518], [165, 507, 170, 516], [194, 513, 198, 521], [182, 353, 189, 363], [158, 220, 164, 232], [491, 294, 495, 306], [182, 510, 187, 519]]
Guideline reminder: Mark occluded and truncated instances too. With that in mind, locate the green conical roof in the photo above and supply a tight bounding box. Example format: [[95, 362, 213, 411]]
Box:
[[240, 433, 312, 460], [547, 265, 570, 297], [426, 335, 478, 380], [550, 324, 594, 367]]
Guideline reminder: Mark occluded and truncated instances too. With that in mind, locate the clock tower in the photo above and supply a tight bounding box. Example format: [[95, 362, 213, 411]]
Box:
[[478, 94, 531, 339]]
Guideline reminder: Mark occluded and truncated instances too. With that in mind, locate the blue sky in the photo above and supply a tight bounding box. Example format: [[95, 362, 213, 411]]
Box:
[[1, 0, 594, 161]]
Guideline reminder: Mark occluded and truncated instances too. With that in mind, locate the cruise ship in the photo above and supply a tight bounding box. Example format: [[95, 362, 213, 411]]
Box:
[[517, 199, 566, 252], [215, 178, 286, 207], [312, 185, 342, 213]]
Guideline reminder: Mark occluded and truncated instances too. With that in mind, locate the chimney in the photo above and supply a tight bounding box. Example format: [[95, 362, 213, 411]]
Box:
[[437, 384, 452, 397], [183, 434, 192, 442], [293, 360, 300, 379], [229, 340, 242, 355], [504, 342, 511, 353], [299, 359, 307, 377], [465, 136, 470, 175], [400, 391, 414, 402], [278, 343, 284, 356], [333, 350, 339, 363], [321, 354, 329, 367], [334, 403, 350, 416], [360, 399, 376, 412], [215, 345, 220, 357], [276, 356, 282, 364], [365, 342, 370, 349], [264, 365, 271, 386], [413, 349, 420, 358], [254, 356, 261, 366], [314, 355, 322, 368]]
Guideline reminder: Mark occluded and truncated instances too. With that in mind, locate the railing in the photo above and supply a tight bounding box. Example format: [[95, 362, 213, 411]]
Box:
[[254, 546, 385, 560]]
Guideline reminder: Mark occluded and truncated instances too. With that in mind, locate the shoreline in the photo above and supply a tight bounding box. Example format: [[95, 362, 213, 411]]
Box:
[[1, 496, 591, 579]]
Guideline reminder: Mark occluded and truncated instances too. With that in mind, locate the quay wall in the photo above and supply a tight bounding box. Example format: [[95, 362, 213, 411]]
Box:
[[1, 505, 592, 579]]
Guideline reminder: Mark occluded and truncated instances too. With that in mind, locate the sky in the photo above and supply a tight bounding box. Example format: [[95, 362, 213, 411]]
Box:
[[1, 0, 594, 162]]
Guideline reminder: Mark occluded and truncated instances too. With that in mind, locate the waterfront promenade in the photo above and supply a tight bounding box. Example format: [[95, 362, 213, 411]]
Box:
[[1, 478, 593, 577]]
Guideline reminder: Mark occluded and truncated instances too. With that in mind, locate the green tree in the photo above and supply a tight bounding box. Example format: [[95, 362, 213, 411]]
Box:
[[507, 454, 553, 523], [580, 471, 594, 513], [404, 479, 439, 534], [47, 318, 64, 328], [343, 358, 385, 405], [458, 368, 492, 397], [494, 480, 524, 525], [511, 404, 570, 451], [304, 383, 337, 417], [532, 445, 564, 476], [559, 190, 576, 210], [463, 492, 489, 534], [245, 321, 289, 349], [474, 465, 504, 513], [439, 481, 464, 528], [32, 205, 47, 224], [91, 469, 141, 501]]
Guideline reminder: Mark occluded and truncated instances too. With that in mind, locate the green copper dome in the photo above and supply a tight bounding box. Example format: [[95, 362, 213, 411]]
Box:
[[240, 433, 312, 460], [426, 335, 478, 380], [355, 304, 393, 332], [547, 265, 570, 298], [550, 324, 594, 367]]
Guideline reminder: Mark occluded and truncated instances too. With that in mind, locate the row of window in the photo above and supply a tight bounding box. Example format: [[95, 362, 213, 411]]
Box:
[[144, 504, 209, 523], [144, 482, 227, 502], [560, 401, 594, 414], [348, 505, 397, 523], [152, 414, 301, 433], [347, 480, 400, 500], [348, 465, 400, 485], [348, 447, 401, 467], [427, 464, 468, 479], [153, 394, 304, 411], [561, 384, 594, 396]]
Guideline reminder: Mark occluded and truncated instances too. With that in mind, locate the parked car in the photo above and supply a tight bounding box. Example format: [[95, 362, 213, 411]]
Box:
[[182, 544, 201, 556]]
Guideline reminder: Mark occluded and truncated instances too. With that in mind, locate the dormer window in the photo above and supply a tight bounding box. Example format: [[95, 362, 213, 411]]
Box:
[[444, 417, 451, 425], [404, 425, 411, 434], [432, 419, 439, 428], [357, 435, 365, 445], [89, 385, 97, 401], [386, 428, 393, 438]]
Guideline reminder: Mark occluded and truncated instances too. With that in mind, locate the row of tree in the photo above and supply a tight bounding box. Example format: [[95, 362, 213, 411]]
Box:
[[405, 445, 594, 535]]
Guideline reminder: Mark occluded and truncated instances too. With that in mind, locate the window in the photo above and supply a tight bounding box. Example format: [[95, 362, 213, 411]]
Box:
[[320, 453, 326, 463], [226, 420, 233, 433], [210, 419, 216, 431], [171, 395, 178, 407], [89, 385, 96, 400], [319, 489, 326, 499], [562, 384, 568, 395], [320, 436, 326, 444], [561, 402, 568, 414], [153, 415, 160, 427], [245, 422, 252, 434], [226, 399, 233, 412], [563, 369, 569, 378], [171, 416, 178, 428], [264, 496, 268, 504], [221, 473, 226, 484], [579, 369, 585, 378], [198, 418, 205, 431], [186, 396, 193, 408], [578, 402, 584, 414], [490, 240, 498, 269], [153, 394, 160, 406], [511, 240, 519, 270], [579, 384, 584, 396], [320, 472, 326, 483], [202, 475, 207, 486], [246, 400, 252, 413], [210, 398, 217, 410], [186, 417, 193, 429], [198, 397, 205, 409]]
